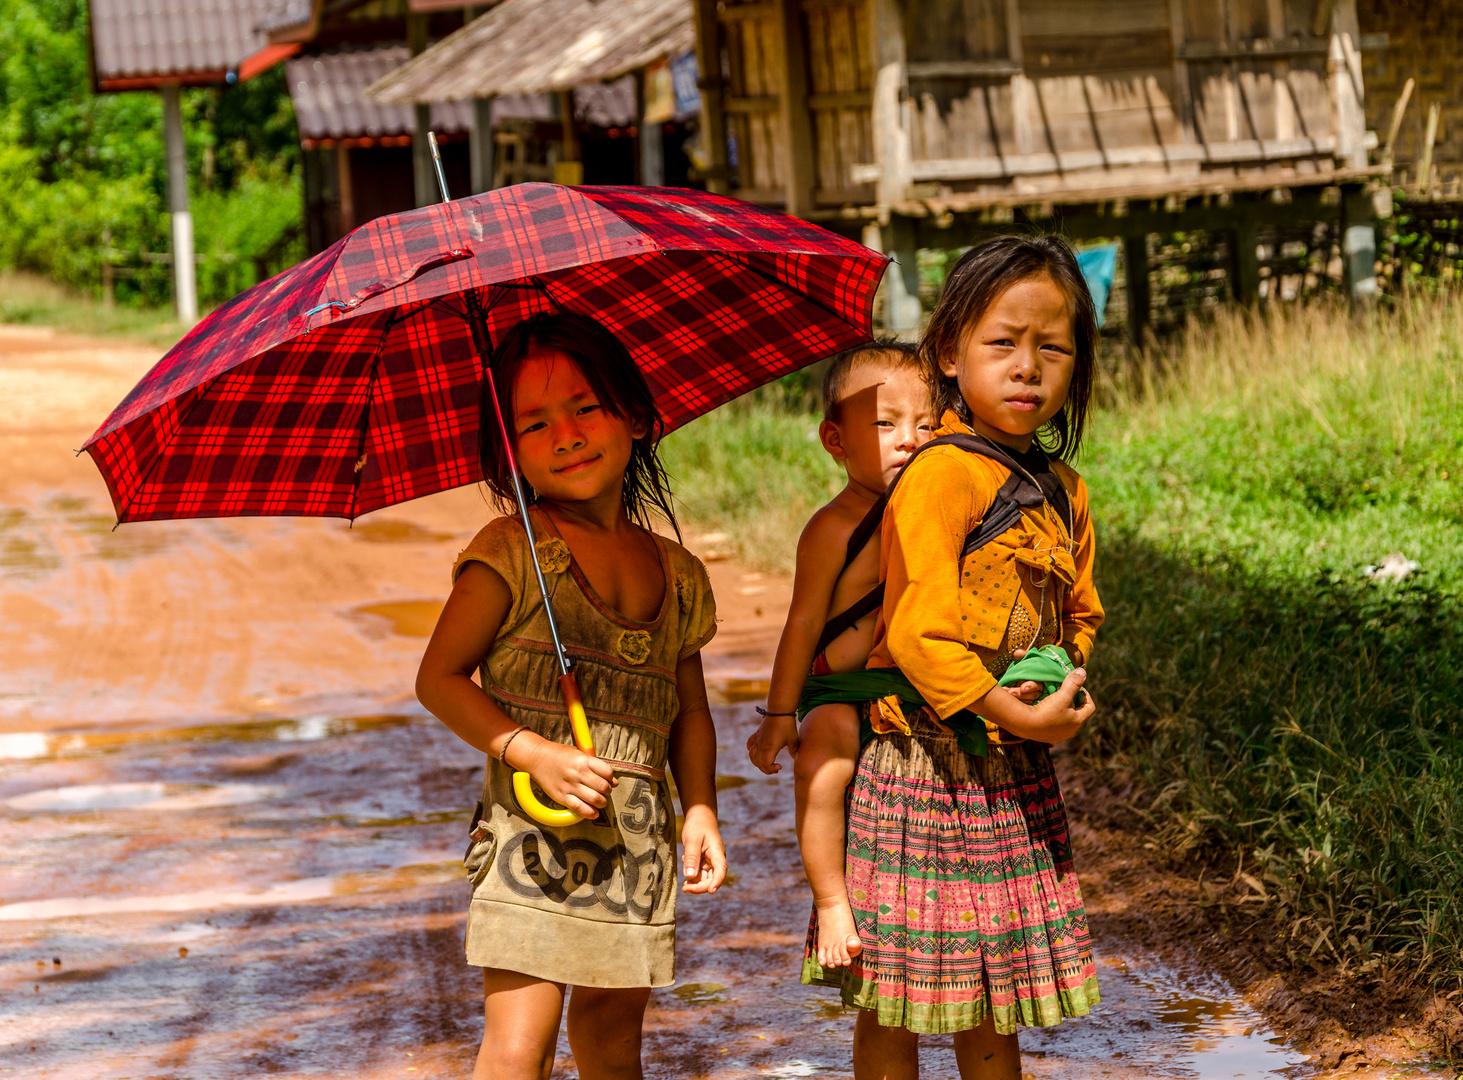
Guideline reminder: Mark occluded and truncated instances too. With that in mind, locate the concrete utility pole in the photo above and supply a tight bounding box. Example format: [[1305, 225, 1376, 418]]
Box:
[[160, 83, 198, 324]]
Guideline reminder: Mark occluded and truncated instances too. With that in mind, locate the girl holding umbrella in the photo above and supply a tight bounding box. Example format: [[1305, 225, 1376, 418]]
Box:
[[416, 311, 725, 1079]]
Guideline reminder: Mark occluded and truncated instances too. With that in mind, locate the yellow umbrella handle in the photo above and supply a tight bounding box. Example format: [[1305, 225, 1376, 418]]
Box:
[[513, 671, 598, 828]]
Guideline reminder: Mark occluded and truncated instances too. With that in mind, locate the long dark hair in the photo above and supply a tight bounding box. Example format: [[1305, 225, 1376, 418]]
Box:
[[919, 234, 1098, 460], [478, 312, 679, 537]]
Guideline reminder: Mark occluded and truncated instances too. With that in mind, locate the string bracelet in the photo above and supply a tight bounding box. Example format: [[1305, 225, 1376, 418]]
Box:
[[755, 707, 797, 718], [498, 725, 528, 764]]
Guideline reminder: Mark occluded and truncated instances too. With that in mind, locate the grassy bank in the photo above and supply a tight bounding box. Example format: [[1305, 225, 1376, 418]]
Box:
[[661, 292, 1463, 988], [0, 271, 189, 349]]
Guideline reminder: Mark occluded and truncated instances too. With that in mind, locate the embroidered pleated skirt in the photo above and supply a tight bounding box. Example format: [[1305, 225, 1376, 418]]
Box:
[[801, 710, 1100, 1034]]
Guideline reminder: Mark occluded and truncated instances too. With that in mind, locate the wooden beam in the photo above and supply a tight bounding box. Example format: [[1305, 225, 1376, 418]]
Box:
[[692, 0, 732, 194], [1380, 77, 1414, 172], [906, 59, 1022, 79], [724, 95, 781, 113], [906, 133, 1360, 181], [1418, 101, 1440, 193], [1177, 32, 1387, 60], [908, 186, 1365, 247], [335, 143, 354, 233], [776, 0, 816, 217]]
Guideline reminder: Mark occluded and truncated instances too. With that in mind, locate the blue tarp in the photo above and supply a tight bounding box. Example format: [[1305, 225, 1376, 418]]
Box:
[[1077, 243, 1118, 328]]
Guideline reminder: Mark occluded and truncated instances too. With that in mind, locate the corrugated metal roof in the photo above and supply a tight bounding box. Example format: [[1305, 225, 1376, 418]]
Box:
[[90, 0, 280, 82], [367, 0, 692, 104], [286, 45, 474, 138]]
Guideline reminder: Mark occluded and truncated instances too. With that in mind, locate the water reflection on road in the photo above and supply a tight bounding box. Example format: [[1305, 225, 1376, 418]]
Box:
[[0, 692, 1339, 1080]]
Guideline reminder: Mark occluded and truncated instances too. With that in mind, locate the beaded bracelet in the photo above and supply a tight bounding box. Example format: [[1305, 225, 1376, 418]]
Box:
[[754, 707, 797, 718]]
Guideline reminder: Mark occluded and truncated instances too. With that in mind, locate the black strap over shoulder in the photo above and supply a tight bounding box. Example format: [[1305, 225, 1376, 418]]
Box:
[[813, 433, 1072, 657]]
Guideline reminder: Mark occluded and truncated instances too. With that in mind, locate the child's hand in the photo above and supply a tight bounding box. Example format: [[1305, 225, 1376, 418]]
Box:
[[679, 805, 727, 894], [990, 669, 1095, 745], [515, 737, 618, 818], [746, 712, 799, 774], [1001, 648, 1042, 704], [1002, 680, 1044, 704], [1023, 669, 1096, 744]]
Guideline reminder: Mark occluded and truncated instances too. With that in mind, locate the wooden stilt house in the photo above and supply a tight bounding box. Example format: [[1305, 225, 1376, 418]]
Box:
[[694, 0, 1391, 338]]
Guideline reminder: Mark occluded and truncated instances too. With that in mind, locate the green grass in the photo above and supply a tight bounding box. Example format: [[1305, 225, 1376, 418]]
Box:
[[0, 271, 190, 349], [661, 291, 1463, 990]]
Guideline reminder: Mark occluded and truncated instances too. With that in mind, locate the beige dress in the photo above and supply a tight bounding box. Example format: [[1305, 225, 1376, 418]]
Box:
[[451, 509, 716, 988]]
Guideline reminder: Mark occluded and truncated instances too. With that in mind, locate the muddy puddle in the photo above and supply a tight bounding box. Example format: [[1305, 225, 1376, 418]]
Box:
[[7, 698, 1438, 1080]]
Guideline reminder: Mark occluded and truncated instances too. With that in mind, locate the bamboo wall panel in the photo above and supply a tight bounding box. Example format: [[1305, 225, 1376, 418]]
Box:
[[723, 3, 786, 198], [805, 0, 874, 203]]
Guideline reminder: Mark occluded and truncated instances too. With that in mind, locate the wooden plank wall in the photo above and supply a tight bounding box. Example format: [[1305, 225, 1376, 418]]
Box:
[[722, 0, 788, 204], [1183, 0, 1332, 158], [707, 0, 1361, 213], [805, 0, 875, 205]]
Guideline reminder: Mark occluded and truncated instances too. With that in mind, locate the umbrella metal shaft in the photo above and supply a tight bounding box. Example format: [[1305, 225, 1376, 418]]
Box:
[[427, 131, 451, 203], [481, 363, 574, 680]]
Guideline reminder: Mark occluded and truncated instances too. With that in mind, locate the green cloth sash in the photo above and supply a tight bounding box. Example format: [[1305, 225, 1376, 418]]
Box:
[[795, 645, 1081, 757]]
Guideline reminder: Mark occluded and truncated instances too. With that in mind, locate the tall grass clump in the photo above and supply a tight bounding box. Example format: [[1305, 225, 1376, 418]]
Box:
[[1083, 292, 1463, 987]]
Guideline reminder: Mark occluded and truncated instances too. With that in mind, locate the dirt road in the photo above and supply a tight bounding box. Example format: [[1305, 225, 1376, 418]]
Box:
[[0, 325, 1447, 1078]]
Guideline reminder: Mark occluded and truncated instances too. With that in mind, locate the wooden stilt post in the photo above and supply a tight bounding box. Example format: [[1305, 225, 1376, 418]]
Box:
[[868, 215, 921, 339], [638, 69, 665, 187], [160, 82, 197, 324], [1341, 186, 1377, 303], [1231, 218, 1260, 306], [691, 0, 731, 195], [1123, 233, 1149, 348], [775, 0, 815, 217], [408, 13, 435, 206], [470, 96, 495, 193]]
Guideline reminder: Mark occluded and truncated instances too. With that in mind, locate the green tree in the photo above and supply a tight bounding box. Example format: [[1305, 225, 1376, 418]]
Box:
[[0, 0, 304, 308]]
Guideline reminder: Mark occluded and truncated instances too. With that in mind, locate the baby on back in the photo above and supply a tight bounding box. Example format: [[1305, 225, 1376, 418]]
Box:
[[746, 341, 935, 966]]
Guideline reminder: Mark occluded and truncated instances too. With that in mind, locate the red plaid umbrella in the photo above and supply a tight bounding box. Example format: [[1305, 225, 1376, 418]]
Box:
[[84, 184, 886, 523]]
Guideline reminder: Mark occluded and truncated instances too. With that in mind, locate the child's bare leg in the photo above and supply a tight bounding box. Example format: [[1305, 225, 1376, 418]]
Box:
[[566, 985, 652, 1080], [475, 968, 566, 1080], [952, 1012, 1019, 1080], [794, 702, 862, 967], [853, 1010, 919, 1080]]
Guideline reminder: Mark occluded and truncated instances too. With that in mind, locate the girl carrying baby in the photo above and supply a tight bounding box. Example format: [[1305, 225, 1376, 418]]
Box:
[[809, 235, 1105, 1079]]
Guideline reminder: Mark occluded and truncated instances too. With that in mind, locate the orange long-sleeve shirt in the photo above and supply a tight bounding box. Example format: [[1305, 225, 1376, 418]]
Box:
[[866, 414, 1103, 720]]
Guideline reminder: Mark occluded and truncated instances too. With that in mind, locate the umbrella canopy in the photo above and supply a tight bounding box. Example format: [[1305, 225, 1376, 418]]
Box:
[[85, 184, 887, 523]]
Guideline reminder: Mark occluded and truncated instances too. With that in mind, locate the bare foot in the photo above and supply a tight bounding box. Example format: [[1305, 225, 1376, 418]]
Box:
[[815, 899, 863, 968]]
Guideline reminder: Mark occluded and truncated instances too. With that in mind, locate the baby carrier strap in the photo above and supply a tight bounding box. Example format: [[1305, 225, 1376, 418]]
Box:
[[812, 432, 1071, 658]]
